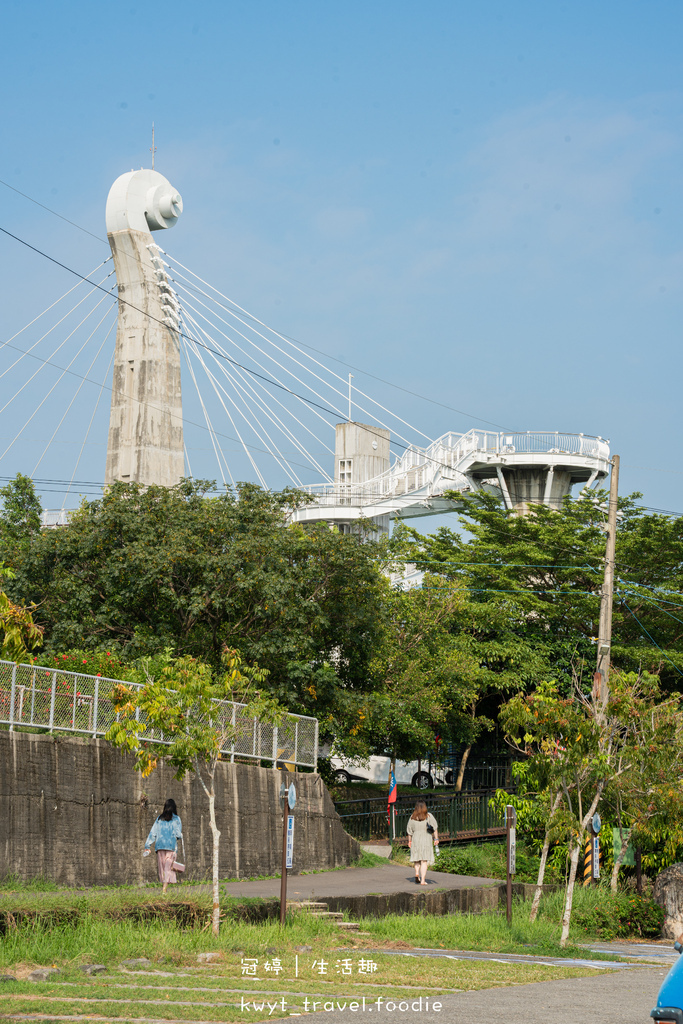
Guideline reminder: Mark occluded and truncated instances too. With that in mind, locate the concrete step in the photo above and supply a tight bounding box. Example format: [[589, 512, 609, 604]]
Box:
[[289, 901, 329, 910], [336, 921, 360, 930], [311, 911, 344, 920]]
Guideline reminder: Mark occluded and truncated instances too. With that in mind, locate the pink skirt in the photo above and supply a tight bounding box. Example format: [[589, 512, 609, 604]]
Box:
[[156, 849, 177, 885]]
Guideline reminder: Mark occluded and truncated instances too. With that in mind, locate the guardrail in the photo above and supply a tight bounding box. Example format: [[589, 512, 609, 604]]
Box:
[[334, 791, 506, 843], [0, 659, 319, 769]]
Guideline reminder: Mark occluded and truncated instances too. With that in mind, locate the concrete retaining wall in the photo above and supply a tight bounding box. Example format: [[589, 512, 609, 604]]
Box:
[[320, 882, 555, 919], [0, 731, 359, 886]]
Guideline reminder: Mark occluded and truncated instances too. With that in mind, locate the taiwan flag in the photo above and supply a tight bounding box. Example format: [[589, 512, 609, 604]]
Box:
[[387, 770, 397, 822]]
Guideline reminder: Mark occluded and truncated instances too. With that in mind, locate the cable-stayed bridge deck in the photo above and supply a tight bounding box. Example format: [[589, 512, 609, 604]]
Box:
[[291, 429, 611, 525]]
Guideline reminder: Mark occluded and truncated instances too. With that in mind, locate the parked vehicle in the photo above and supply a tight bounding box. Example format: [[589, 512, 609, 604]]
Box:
[[651, 938, 683, 1022], [329, 754, 448, 789]]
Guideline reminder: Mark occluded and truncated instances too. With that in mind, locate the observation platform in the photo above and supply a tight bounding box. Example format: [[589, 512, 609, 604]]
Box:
[[290, 429, 611, 527]]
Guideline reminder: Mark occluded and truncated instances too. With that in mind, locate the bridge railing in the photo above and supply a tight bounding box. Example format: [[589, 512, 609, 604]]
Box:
[[0, 659, 319, 769], [298, 431, 610, 507], [334, 791, 506, 843]]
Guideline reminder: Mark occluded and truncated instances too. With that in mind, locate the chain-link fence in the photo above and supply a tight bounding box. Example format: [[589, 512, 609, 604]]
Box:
[[0, 659, 318, 768]]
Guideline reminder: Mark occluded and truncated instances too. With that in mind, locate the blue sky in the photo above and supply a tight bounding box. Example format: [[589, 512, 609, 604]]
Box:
[[1, 0, 681, 519]]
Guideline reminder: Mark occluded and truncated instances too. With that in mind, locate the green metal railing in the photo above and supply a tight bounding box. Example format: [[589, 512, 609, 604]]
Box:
[[335, 791, 506, 843]]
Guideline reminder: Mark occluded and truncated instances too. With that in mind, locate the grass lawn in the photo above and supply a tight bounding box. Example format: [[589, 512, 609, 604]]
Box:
[[0, 913, 605, 1023], [0, 881, 627, 1024]]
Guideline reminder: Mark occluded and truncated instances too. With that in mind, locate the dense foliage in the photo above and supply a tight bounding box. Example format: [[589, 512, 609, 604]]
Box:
[[390, 489, 683, 691], [0, 478, 384, 740]]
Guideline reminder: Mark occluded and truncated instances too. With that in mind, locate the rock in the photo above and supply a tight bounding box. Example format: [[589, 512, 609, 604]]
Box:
[[294, 945, 312, 953], [654, 864, 683, 938], [80, 964, 107, 976], [119, 958, 152, 968], [28, 968, 61, 982], [0, 976, 17, 983], [197, 952, 220, 963], [266, 947, 278, 954]]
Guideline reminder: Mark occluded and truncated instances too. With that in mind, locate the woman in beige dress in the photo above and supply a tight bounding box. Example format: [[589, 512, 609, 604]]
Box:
[[406, 800, 439, 885]]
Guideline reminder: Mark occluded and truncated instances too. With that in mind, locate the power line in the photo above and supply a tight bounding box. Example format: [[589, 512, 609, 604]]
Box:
[[2, 225, 490, 483], [0, 176, 514, 432], [0, 177, 107, 245], [389, 556, 602, 571], [620, 599, 683, 678]]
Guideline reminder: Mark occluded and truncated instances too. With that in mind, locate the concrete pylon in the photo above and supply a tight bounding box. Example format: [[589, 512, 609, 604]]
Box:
[[104, 169, 184, 487]]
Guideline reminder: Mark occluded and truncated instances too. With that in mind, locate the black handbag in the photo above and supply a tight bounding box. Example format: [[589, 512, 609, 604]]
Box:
[[426, 823, 435, 834]]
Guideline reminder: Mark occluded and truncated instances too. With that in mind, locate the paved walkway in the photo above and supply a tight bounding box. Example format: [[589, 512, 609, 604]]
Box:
[[277, 966, 666, 1023], [221, 862, 501, 899]]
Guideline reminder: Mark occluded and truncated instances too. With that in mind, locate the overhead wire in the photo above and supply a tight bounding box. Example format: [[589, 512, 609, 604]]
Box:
[[620, 599, 683, 678], [177, 288, 340, 470], [0, 297, 117, 465], [0, 184, 511, 437], [179, 322, 233, 488], [32, 310, 117, 475], [62, 344, 116, 510], [180, 304, 332, 482], [2, 226, 557, 484], [180, 308, 296, 487], [0, 267, 114, 383], [166, 255, 434, 443]]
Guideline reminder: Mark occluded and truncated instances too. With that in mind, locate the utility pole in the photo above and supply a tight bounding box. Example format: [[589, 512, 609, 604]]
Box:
[[150, 122, 157, 170], [348, 374, 353, 422], [594, 454, 620, 711]]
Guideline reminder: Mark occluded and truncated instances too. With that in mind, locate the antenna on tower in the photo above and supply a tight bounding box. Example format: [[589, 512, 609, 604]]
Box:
[[150, 122, 157, 170]]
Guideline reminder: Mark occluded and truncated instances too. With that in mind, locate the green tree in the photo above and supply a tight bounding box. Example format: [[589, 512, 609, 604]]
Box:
[[106, 646, 274, 935], [0, 473, 43, 543], [348, 573, 547, 782], [0, 564, 43, 662], [500, 671, 683, 945], [390, 490, 683, 692], [3, 480, 384, 737]]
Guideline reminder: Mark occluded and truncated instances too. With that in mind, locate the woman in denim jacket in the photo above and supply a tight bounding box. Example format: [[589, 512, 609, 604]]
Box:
[[144, 798, 183, 893]]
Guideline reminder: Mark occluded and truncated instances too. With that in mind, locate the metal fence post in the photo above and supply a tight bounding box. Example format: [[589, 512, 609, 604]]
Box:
[[8, 663, 16, 732], [272, 726, 279, 767], [49, 672, 56, 733], [29, 668, 36, 725], [92, 675, 99, 739]]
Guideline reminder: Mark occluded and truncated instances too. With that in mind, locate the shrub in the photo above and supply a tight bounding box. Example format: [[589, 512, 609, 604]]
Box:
[[46, 649, 132, 680], [435, 840, 546, 884], [570, 888, 663, 940]]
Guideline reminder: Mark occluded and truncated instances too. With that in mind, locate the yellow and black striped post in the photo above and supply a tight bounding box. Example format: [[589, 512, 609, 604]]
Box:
[[582, 835, 592, 886]]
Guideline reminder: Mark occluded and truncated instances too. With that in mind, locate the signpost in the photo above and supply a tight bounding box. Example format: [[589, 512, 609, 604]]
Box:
[[279, 781, 296, 926], [506, 804, 517, 925], [286, 815, 295, 869], [591, 812, 601, 883]]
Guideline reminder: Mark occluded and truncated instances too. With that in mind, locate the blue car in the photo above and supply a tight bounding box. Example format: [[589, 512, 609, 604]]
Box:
[[651, 940, 683, 1023]]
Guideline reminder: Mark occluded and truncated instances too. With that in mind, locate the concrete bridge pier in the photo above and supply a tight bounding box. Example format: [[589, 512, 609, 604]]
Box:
[[497, 466, 574, 513]]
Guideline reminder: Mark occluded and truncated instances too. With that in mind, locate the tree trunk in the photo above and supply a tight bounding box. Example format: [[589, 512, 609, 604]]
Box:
[[530, 791, 563, 923], [208, 786, 221, 936], [560, 786, 603, 947], [611, 827, 632, 892], [455, 745, 472, 792], [559, 830, 583, 947]]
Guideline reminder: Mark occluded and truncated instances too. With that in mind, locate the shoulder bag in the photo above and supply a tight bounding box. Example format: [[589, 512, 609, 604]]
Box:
[[172, 834, 186, 873]]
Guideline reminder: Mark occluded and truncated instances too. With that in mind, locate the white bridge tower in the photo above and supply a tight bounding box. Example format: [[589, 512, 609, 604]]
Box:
[[104, 169, 184, 487]]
